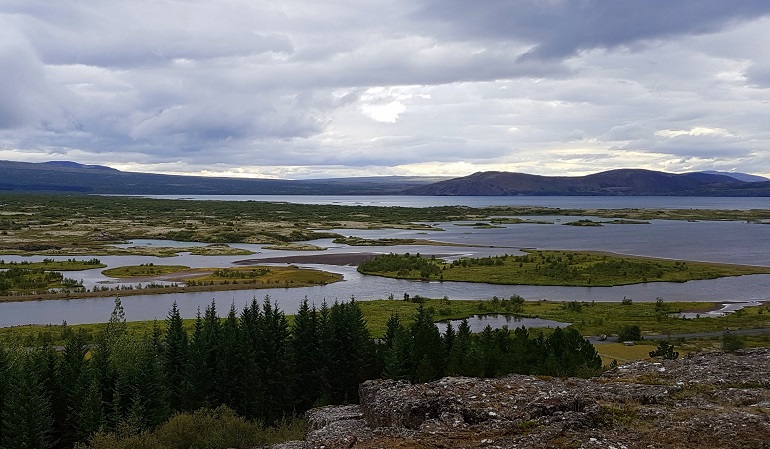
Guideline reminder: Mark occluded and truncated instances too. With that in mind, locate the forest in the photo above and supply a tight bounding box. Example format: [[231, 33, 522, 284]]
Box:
[[0, 297, 600, 449]]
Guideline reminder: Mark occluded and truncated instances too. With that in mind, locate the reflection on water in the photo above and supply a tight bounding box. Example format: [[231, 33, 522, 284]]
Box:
[[435, 314, 570, 334]]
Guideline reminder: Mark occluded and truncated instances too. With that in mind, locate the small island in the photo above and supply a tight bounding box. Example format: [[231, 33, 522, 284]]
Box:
[[357, 250, 770, 286]]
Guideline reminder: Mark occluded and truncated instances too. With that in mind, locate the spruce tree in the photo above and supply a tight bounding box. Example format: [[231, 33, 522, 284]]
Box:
[[186, 307, 208, 410], [291, 298, 321, 411], [257, 297, 291, 423], [1, 350, 54, 449], [163, 301, 189, 412], [237, 297, 262, 419], [447, 319, 473, 376], [409, 304, 445, 382]]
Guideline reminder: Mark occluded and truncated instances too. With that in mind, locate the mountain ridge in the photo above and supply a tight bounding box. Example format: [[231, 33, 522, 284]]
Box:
[[0, 160, 768, 196], [405, 168, 770, 196]]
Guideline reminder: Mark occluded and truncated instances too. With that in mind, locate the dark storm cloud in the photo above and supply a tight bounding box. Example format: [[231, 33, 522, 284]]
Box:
[[414, 0, 770, 60]]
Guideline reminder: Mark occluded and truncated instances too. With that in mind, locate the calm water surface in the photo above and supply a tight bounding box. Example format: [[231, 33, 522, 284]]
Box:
[[2, 196, 769, 326]]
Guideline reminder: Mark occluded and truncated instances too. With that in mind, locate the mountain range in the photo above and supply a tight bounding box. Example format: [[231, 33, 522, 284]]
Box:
[[0, 160, 768, 196]]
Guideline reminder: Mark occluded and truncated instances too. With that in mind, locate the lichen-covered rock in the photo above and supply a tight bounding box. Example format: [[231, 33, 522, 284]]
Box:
[[285, 349, 770, 449]]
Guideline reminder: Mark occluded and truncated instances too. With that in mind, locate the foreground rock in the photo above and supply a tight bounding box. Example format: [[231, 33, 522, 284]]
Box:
[[285, 349, 770, 449]]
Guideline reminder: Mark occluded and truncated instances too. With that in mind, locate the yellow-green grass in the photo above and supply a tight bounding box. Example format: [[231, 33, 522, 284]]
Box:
[[595, 342, 659, 365], [102, 264, 191, 277], [360, 250, 770, 287]]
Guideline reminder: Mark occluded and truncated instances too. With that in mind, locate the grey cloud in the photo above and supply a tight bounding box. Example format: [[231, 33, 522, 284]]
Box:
[[414, 0, 770, 60], [0, 26, 59, 129]]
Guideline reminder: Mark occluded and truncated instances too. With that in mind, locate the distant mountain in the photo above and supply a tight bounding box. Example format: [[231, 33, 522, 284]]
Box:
[[0, 160, 444, 195], [699, 171, 769, 183], [405, 169, 770, 196], [2, 161, 768, 196]]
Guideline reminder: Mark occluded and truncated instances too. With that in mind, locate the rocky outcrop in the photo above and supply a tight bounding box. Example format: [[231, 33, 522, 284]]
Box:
[[289, 349, 770, 449]]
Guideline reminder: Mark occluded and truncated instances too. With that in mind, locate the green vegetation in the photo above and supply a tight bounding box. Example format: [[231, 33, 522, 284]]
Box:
[[453, 222, 504, 228], [0, 258, 104, 270], [184, 266, 341, 287], [331, 236, 471, 247], [0, 266, 82, 295], [563, 219, 604, 226], [358, 250, 770, 286], [0, 297, 601, 449], [102, 264, 190, 278], [1, 265, 341, 302], [489, 217, 553, 224], [261, 242, 326, 251], [79, 407, 306, 449]]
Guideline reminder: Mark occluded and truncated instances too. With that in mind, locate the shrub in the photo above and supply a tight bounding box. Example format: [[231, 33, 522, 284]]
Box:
[[617, 325, 641, 341]]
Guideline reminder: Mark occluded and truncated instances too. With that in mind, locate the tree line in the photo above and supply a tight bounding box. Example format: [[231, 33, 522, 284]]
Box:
[[0, 297, 601, 449]]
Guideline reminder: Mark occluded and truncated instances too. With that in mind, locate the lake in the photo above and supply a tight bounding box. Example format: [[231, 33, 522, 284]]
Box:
[[1, 196, 769, 326]]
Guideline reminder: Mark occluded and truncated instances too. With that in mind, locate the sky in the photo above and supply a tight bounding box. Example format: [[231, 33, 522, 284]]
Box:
[[2, 1, 770, 179]]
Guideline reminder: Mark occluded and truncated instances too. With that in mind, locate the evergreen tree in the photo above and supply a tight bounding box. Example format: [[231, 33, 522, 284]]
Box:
[[186, 308, 208, 410], [409, 304, 445, 382], [382, 322, 411, 381], [1, 350, 54, 449], [237, 297, 262, 419], [215, 303, 244, 410], [59, 329, 90, 442], [327, 301, 376, 403], [0, 348, 8, 448], [200, 300, 222, 406], [163, 301, 188, 412], [291, 298, 322, 411], [257, 296, 291, 423], [447, 319, 473, 376]]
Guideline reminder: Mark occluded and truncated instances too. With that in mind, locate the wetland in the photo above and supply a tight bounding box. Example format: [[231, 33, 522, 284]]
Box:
[[0, 193, 769, 328]]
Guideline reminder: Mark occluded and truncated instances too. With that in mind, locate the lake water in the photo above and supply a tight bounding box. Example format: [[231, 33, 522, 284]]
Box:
[[435, 314, 571, 334], [135, 194, 770, 210], [1, 196, 769, 326]]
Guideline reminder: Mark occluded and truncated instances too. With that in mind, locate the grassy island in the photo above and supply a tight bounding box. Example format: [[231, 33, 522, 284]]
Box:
[[357, 250, 770, 286], [0, 265, 341, 302]]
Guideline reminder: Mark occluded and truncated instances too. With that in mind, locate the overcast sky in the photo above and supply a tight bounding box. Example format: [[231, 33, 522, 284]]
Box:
[[2, 1, 770, 179]]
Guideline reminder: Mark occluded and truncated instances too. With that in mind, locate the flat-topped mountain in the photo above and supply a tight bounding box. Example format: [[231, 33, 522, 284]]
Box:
[[405, 168, 770, 196], [0, 160, 444, 195]]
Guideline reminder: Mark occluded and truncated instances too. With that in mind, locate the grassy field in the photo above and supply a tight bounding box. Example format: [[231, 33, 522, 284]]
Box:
[[358, 250, 770, 286]]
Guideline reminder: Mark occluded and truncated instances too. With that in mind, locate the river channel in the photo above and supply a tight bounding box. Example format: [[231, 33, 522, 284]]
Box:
[[1, 196, 769, 326]]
